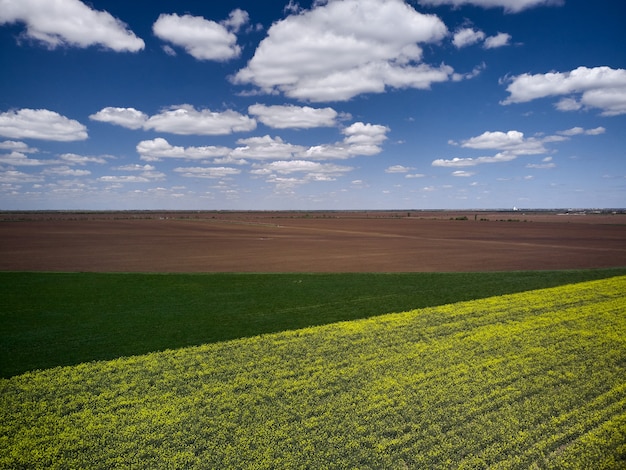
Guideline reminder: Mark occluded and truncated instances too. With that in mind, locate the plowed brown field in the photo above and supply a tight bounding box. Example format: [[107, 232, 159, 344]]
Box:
[[1, 211, 625, 272]]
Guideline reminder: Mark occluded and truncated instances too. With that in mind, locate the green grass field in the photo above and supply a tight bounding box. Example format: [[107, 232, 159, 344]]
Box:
[[2, 275, 625, 468], [2, 268, 626, 377]]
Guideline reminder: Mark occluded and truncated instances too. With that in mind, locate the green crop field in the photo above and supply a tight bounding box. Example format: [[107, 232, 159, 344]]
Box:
[[1, 276, 625, 468], [2, 268, 626, 377]]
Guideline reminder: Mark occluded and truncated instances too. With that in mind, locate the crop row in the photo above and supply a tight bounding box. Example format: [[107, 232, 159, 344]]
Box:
[[1, 276, 625, 468]]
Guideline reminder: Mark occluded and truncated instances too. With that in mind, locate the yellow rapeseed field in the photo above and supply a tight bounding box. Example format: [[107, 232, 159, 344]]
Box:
[[1, 276, 625, 468]]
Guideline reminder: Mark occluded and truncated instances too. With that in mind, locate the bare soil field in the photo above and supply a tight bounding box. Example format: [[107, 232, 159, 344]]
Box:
[[1, 211, 625, 272]]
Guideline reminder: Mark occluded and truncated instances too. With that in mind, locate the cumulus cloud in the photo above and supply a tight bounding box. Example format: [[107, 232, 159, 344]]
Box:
[[0, 169, 44, 183], [232, 0, 451, 101], [59, 153, 109, 165], [304, 122, 390, 160], [231, 135, 305, 161], [98, 164, 165, 183], [501, 66, 626, 116], [89, 107, 148, 129], [0, 0, 144, 51], [0, 108, 88, 141], [153, 10, 248, 61], [91, 105, 256, 135], [136, 138, 231, 162], [452, 170, 475, 177], [557, 126, 606, 136], [0, 151, 54, 166], [173, 166, 241, 179], [433, 153, 517, 167], [248, 104, 339, 129], [434, 126, 606, 167], [42, 166, 91, 176], [452, 28, 485, 48], [145, 105, 256, 135], [256, 160, 352, 176], [417, 0, 563, 13], [385, 165, 415, 173], [0, 140, 38, 153], [251, 160, 353, 191], [483, 32, 511, 49], [459, 130, 546, 155]]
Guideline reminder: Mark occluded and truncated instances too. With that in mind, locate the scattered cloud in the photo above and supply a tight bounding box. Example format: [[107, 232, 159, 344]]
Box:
[[0, 108, 88, 141], [452, 170, 475, 177], [557, 126, 605, 136], [0, 169, 44, 183], [0, 151, 54, 166], [526, 156, 555, 169], [0, 140, 38, 153], [174, 166, 241, 179], [417, 0, 563, 13], [0, 0, 144, 52], [231, 135, 305, 161], [501, 66, 626, 116], [248, 104, 340, 129], [59, 153, 110, 165], [152, 10, 248, 61], [433, 153, 516, 167], [89, 107, 147, 130], [385, 165, 415, 173], [434, 126, 604, 167], [483, 32, 511, 49], [42, 166, 91, 176], [232, 0, 452, 101], [136, 138, 231, 162], [453, 28, 485, 48], [91, 105, 256, 135]]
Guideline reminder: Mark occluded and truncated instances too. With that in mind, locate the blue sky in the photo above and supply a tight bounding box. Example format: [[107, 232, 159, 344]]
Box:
[[0, 0, 624, 210]]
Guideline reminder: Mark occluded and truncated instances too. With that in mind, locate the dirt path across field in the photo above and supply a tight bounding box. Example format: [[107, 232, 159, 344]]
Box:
[[1, 211, 625, 272]]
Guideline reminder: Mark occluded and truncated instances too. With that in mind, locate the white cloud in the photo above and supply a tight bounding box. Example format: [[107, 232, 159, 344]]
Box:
[[99, 175, 152, 184], [153, 10, 247, 61], [0, 108, 88, 141], [433, 153, 517, 167], [89, 107, 148, 129], [417, 0, 563, 13], [0, 140, 38, 153], [501, 66, 626, 116], [0, 0, 144, 52], [460, 130, 546, 155], [258, 160, 352, 176], [452, 170, 475, 177], [42, 166, 91, 176], [59, 153, 109, 165], [144, 105, 256, 135], [0, 151, 53, 166], [483, 32, 511, 49], [231, 135, 305, 161], [434, 126, 606, 168], [453, 28, 485, 48], [136, 138, 231, 162], [304, 122, 389, 160], [92, 105, 256, 135], [232, 0, 451, 101], [0, 169, 44, 183], [221, 9, 250, 33], [174, 166, 241, 179], [385, 165, 414, 173], [557, 126, 605, 136], [248, 104, 339, 129], [406, 173, 425, 178]]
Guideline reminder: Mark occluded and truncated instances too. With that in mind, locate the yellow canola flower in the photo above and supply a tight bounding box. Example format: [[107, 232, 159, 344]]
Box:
[[1, 276, 625, 469]]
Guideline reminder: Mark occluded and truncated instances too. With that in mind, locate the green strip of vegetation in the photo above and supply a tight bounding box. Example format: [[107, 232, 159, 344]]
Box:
[[2, 277, 625, 468], [2, 268, 625, 378]]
